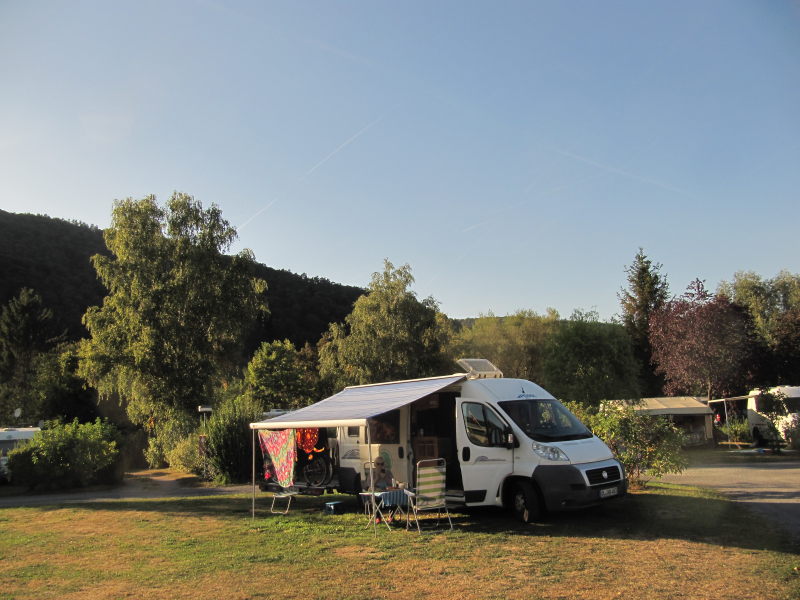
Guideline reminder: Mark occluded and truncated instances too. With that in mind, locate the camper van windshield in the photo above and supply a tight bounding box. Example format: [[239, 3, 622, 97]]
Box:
[[498, 399, 592, 442]]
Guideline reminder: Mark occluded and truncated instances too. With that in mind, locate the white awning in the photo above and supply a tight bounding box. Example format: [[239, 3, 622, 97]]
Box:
[[249, 374, 467, 430]]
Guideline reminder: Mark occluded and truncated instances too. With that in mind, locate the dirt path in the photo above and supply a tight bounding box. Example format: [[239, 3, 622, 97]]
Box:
[[0, 470, 253, 508]]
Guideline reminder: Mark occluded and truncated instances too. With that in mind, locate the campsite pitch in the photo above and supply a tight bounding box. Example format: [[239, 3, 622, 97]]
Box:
[[0, 484, 798, 600]]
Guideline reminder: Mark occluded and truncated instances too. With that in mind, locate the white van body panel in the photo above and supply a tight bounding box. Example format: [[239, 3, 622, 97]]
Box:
[[747, 386, 800, 443], [451, 377, 624, 509], [557, 437, 614, 464]]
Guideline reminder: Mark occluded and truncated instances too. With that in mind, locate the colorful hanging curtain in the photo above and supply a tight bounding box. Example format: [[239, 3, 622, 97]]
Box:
[[258, 429, 296, 488]]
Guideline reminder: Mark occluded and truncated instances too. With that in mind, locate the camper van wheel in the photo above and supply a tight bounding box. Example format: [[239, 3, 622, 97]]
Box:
[[302, 455, 333, 487], [511, 481, 541, 524]]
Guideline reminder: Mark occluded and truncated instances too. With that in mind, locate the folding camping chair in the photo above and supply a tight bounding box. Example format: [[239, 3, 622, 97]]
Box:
[[270, 488, 299, 514], [404, 458, 453, 533]]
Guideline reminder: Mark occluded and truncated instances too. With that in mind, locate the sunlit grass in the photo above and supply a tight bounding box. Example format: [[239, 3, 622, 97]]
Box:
[[0, 484, 798, 600]]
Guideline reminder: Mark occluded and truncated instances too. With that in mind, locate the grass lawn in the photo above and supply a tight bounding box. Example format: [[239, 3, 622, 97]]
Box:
[[684, 445, 800, 465], [0, 483, 798, 600]]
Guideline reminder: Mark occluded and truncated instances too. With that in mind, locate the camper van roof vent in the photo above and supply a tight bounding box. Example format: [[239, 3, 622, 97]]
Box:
[[457, 358, 503, 379]]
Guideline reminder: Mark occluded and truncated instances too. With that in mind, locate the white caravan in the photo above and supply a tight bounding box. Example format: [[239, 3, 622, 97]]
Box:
[[747, 386, 800, 447], [0, 427, 40, 481], [250, 359, 627, 522]]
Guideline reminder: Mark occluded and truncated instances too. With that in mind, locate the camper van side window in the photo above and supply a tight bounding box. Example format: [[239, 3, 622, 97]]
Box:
[[462, 403, 506, 447], [347, 427, 359, 437]]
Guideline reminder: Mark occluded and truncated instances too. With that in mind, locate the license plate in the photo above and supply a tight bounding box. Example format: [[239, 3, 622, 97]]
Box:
[[600, 486, 618, 498]]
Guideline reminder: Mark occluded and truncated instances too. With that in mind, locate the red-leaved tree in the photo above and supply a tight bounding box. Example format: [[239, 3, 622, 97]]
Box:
[[649, 280, 757, 399]]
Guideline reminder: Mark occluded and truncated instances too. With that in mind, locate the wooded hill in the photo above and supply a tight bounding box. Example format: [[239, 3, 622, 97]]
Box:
[[0, 209, 363, 351]]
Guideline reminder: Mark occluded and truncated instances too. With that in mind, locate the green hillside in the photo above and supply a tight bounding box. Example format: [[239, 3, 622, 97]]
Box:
[[0, 209, 362, 349]]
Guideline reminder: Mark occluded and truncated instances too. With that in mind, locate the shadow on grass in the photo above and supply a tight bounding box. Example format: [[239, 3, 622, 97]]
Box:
[[36, 482, 796, 555]]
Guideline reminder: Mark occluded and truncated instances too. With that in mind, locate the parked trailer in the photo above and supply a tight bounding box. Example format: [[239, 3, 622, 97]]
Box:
[[0, 427, 40, 481], [747, 386, 800, 447], [249, 359, 627, 522]]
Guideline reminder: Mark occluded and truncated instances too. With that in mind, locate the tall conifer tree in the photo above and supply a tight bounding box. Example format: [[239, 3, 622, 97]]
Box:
[[618, 249, 669, 397]]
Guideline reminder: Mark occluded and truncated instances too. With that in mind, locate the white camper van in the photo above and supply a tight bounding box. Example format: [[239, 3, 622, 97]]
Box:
[[251, 359, 627, 522], [747, 386, 800, 447]]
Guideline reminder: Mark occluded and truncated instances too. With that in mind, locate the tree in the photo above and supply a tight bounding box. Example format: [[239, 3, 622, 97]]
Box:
[[541, 310, 640, 406], [718, 270, 800, 383], [618, 249, 669, 397], [205, 386, 264, 484], [0, 288, 64, 422], [318, 260, 452, 390], [449, 310, 559, 381], [650, 280, 757, 399], [245, 339, 318, 409], [566, 401, 687, 487], [773, 308, 800, 384], [77, 193, 267, 461]]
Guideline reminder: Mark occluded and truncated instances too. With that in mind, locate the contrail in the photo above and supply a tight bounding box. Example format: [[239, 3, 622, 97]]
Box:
[[304, 114, 385, 178], [238, 197, 277, 231], [555, 148, 694, 198], [238, 112, 388, 230]]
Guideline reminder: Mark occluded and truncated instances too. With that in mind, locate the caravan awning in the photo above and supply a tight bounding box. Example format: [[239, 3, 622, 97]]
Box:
[[635, 396, 712, 415], [249, 374, 467, 430]]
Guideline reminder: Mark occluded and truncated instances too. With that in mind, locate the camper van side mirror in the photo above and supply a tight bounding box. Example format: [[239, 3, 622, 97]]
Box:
[[503, 427, 516, 449]]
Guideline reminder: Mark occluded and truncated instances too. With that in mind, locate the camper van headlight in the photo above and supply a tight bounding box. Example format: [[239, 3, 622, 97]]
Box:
[[531, 442, 570, 462]]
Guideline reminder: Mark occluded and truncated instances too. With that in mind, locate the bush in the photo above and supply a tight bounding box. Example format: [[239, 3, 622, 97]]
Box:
[[719, 417, 751, 444], [205, 390, 264, 484], [165, 432, 203, 475], [144, 411, 196, 468], [780, 414, 800, 450], [566, 400, 687, 487], [7, 418, 121, 490]]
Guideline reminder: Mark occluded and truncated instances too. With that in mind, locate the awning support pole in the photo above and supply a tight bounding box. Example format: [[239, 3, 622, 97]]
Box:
[[251, 428, 256, 520], [366, 422, 377, 536]]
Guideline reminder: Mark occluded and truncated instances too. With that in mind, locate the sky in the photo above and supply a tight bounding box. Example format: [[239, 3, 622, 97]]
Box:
[[1, 1, 799, 320]]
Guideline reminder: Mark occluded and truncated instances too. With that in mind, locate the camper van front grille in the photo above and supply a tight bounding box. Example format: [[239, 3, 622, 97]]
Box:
[[585, 466, 621, 486]]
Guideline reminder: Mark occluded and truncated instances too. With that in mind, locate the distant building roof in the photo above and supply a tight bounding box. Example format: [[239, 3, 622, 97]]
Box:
[[634, 397, 712, 416]]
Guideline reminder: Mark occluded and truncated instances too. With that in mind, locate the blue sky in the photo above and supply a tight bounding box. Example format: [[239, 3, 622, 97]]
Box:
[[2, 1, 798, 320]]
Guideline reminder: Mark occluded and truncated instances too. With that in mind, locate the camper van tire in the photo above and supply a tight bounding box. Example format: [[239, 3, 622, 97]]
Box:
[[511, 481, 542, 523], [302, 454, 333, 487]]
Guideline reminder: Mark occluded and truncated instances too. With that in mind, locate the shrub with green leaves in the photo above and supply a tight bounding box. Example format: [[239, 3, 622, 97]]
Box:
[[205, 389, 264, 484], [566, 401, 687, 486], [719, 417, 751, 444], [144, 410, 196, 468], [780, 414, 800, 450], [7, 418, 121, 490], [165, 432, 203, 475]]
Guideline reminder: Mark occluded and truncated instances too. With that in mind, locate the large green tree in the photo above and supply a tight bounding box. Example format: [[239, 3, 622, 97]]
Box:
[[318, 260, 452, 390], [618, 249, 669, 397], [245, 339, 318, 409], [541, 310, 640, 406], [78, 194, 266, 444], [449, 310, 559, 381], [718, 270, 800, 383]]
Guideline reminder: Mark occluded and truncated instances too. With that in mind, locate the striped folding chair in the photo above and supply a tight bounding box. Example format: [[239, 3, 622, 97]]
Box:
[[404, 458, 453, 533]]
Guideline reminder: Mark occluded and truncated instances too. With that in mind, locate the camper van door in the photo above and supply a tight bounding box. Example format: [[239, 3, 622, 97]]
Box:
[[455, 399, 514, 505], [357, 410, 410, 485]]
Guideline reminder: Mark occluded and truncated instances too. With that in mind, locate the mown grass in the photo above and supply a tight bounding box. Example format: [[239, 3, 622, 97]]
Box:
[[0, 483, 798, 600]]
